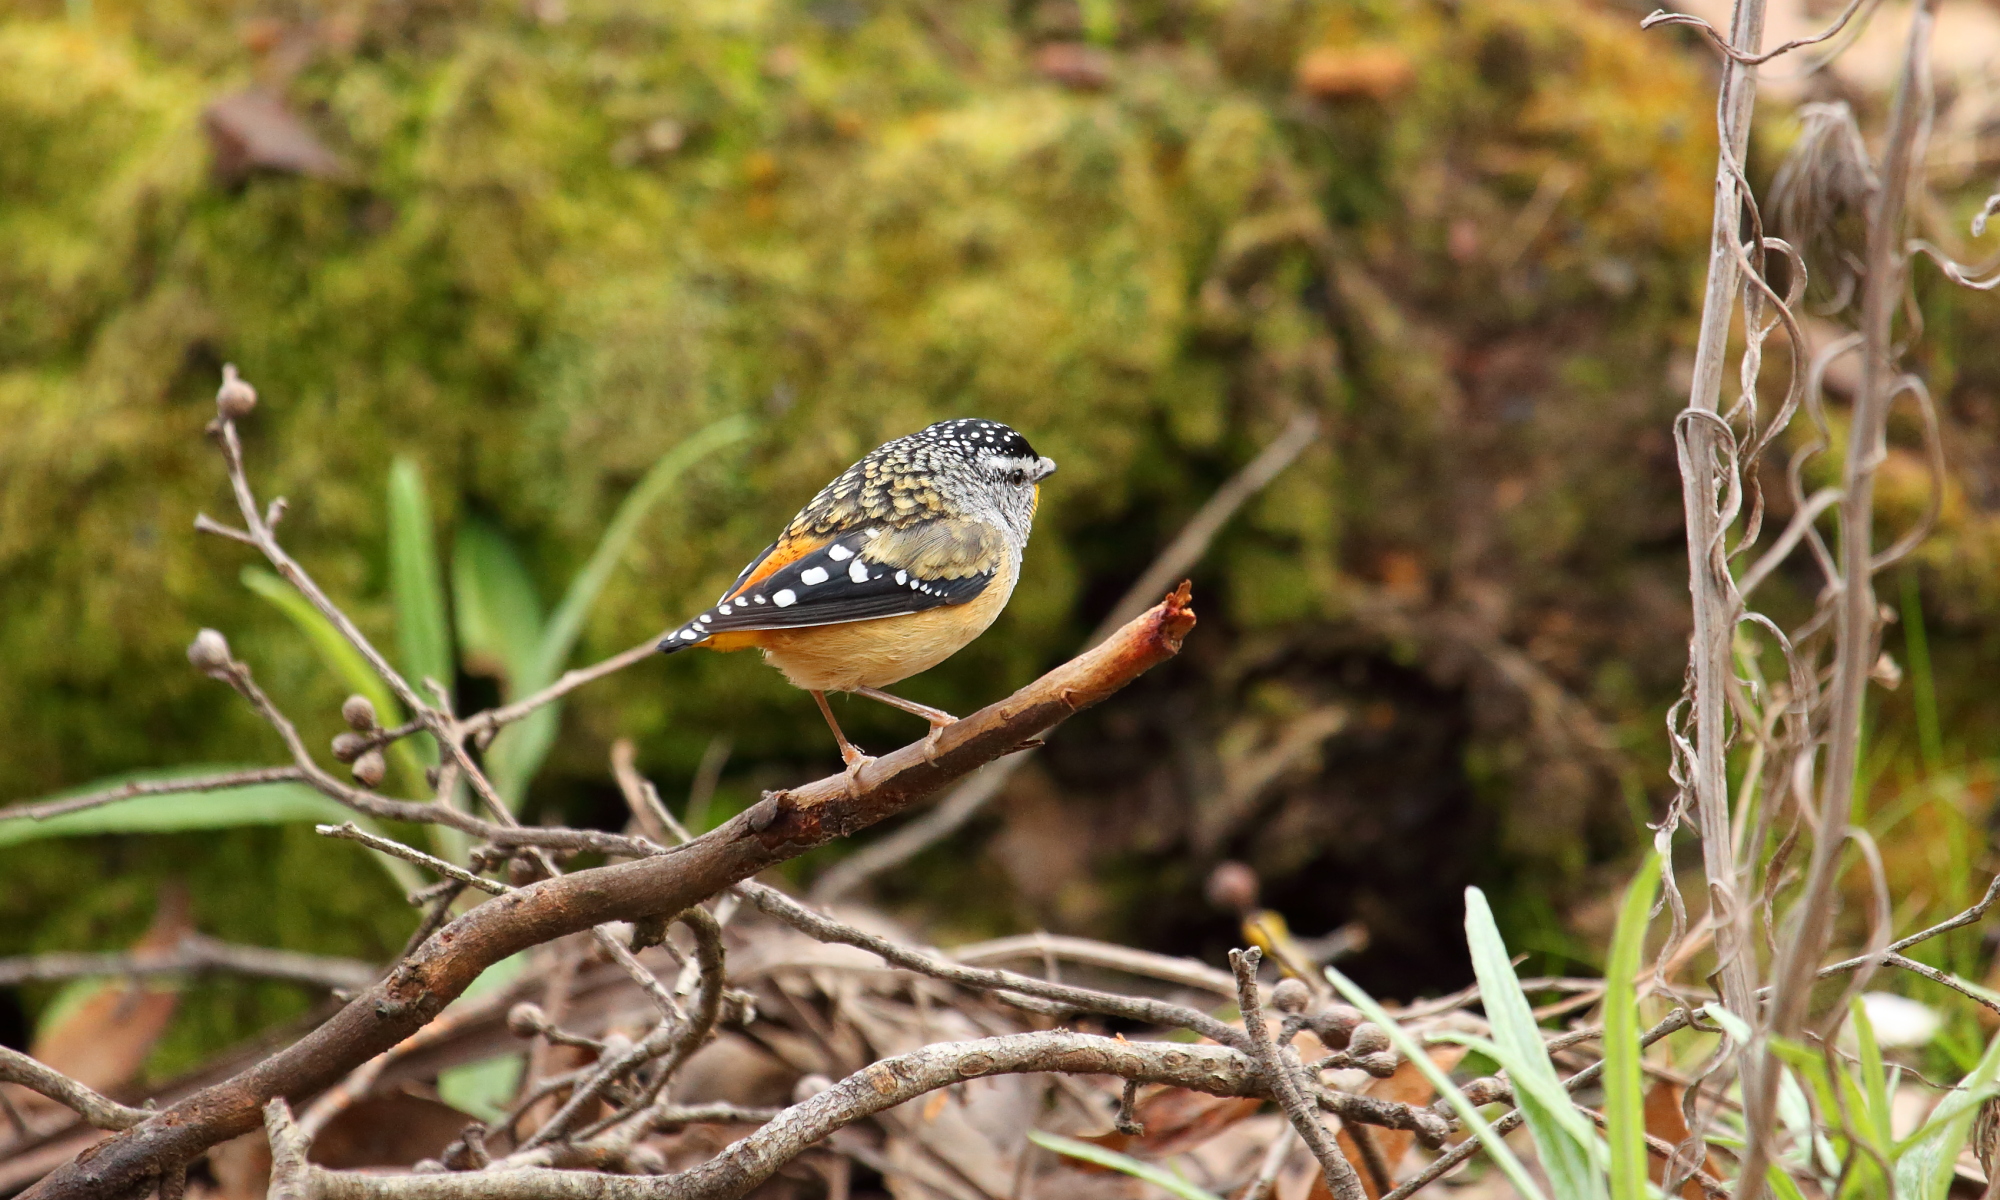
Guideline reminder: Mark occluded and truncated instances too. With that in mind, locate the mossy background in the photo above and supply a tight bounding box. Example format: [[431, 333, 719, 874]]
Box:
[[4, 0, 1998, 1078]]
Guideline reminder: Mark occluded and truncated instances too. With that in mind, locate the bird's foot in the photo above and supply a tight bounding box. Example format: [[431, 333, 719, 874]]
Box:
[[839, 746, 876, 797], [921, 717, 958, 762]]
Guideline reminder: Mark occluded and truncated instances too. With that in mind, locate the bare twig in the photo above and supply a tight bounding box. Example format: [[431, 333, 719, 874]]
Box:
[[1232, 948, 1362, 1200], [1744, 7, 1939, 1196], [0, 767, 308, 825], [518, 908, 726, 1151], [0, 935, 375, 993], [457, 639, 666, 748], [1665, 0, 1768, 1036], [746, 882, 1247, 1049], [0, 1049, 147, 1131], [316, 824, 508, 895], [945, 932, 1239, 997], [1090, 413, 1320, 645], [1241, 1125, 1298, 1200], [27, 585, 1196, 1200], [269, 1032, 1273, 1200]]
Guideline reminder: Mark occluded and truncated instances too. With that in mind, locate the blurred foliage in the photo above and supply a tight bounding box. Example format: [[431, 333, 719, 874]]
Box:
[[3, 0, 1998, 1070]]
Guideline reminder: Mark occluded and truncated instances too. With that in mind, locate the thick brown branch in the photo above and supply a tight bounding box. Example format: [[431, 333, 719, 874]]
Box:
[[270, 1032, 1259, 1200], [0, 1049, 147, 1131], [26, 585, 1194, 1200]]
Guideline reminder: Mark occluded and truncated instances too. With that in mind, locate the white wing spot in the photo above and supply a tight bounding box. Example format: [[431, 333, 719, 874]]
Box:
[[826, 544, 853, 561], [679, 629, 700, 640], [753, 595, 767, 604], [895, 570, 908, 584], [800, 567, 829, 586], [848, 559, 869, 584], [718, 604, 732, 615], [773, 589, 798, 607], [864, 527, 882, 539]]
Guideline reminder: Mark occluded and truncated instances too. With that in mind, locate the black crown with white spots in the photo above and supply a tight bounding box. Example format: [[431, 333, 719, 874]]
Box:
[[913, 418, 1040, 463]]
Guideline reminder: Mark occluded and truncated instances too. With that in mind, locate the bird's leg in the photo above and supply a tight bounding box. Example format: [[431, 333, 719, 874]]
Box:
[[852, 687, 959, 760], [811, 690, 874, 792]]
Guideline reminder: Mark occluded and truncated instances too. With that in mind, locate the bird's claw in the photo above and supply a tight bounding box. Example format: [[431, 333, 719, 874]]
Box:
[[840, 750, 876, 797], [922, 718, 958, 762]]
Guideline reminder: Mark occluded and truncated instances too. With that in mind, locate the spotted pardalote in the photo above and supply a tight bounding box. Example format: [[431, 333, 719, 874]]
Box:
[[660, 419, 1056, 775]]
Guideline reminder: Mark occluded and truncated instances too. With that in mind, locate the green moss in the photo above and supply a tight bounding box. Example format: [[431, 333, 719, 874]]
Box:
[[8, 0, 1998, 1056]]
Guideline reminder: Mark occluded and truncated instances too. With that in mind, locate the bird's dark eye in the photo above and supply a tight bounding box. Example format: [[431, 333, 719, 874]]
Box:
[[1007, 468, 1027, 486]]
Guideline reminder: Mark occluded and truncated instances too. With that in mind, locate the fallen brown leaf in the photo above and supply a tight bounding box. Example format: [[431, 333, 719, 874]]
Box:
[[1645, 1080, 1722, 1200], [1296, 46, 1414, 101], [28, 888, 191, 1097]]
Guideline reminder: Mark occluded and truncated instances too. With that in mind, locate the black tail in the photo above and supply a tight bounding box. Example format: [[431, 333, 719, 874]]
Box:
[[659, 619, 710, 654]]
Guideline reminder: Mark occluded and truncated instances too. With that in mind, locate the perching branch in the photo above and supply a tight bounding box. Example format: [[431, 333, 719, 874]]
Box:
[[23, 583, 1195, 1200]]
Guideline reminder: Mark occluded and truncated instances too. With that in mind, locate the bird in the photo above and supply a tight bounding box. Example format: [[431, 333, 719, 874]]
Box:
[[660, 418, 1056, 783]]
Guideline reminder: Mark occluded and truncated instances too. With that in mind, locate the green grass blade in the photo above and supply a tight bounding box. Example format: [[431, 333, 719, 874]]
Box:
[[1464, 887, 1605, 1200], [387, 457, 453, 722], [450, 516, 544, 690], [0, 766, 422, 891], [241, 566, 429, 793], [1894, 1028, 2000, 1200], [1327, 963, 1553, 1200], [530, 414, 751, 691], [489, 416, 751, 805], [244, 566, 398, 718], [437, 952, 531, 1120], [1027, 1131, 1224, 1200], [450, 517, 551, 810], [1850, 997, 1895, 1160], [1605, 857, 1659, 1200], [1900, 571, 1942, 774]]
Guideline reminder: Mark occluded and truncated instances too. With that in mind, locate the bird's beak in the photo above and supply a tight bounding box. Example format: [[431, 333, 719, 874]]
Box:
[[1033, 456, 1057, 482]]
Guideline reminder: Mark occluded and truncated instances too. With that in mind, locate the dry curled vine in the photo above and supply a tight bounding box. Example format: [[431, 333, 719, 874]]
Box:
[[5, 8, 1999, 1188]]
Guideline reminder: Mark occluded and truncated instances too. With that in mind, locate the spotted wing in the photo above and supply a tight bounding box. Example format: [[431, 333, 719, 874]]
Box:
[[660, 522, 1003, 650]]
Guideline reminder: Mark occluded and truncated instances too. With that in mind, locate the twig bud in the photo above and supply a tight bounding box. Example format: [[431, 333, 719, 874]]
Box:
[[506, 1003, 547, 1039], [186, 629, 232, 673], [1271, 978, 1311, 1014], [341, 695, 379, 731], [331, 732, 370, 764], [216, 364, 258, 420], [1205, 861, 1259, 914], [1306, 1004, 1363, 1047], [1347, 1022, 1391, 1057], [351, 749, 386, 788]]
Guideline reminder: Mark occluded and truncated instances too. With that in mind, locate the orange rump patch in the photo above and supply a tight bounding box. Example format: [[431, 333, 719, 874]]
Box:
[[725, 533, 831, 601], [701, 630, 769, 652]]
